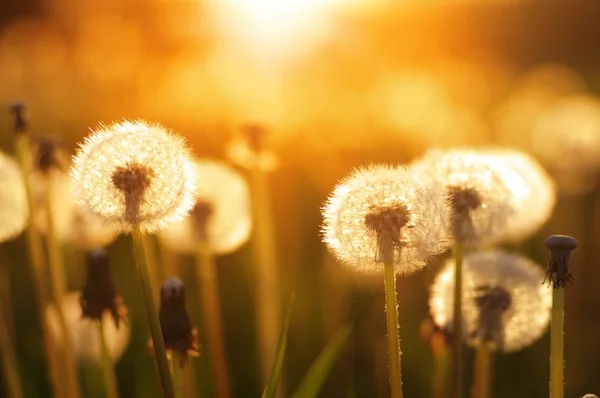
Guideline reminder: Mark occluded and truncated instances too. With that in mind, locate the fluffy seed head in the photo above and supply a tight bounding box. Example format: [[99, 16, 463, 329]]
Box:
[[322, 164, 451, 275], [158, 160, 252, 255], [429, 250, 552, 352], [70, 120, 197, 233], [0, 152, 28, 243], [413, 149, 515, 245]]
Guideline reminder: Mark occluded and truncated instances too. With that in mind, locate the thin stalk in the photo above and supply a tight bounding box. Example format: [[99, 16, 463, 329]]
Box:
[[250, 166, 280, 386], [14, 134, 64, 398], [383, 259, 403, 398], [181, 359, 196, 398], [97, 319, 119, 398], [196, 244, 231, 398], [45, 173, 81, 398], [452, 244, 464, 398], [170, 351, 183, 398], [472, 341, 491, 398], [0, 304, 23, 398], [432, 334, 451, 398], [141, 233, 161, 302], [131, 226, 175, 398], [550, 288, 564, 398]]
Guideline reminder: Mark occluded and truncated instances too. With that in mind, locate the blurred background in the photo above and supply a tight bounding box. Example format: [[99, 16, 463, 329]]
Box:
[[1, 0, 600, 397]]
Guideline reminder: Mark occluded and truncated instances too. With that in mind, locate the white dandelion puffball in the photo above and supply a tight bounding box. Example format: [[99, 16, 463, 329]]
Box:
[[429, 250, 551, 352], [413, 149, 515, 246], [482, 149, 556, 242], [32, 172, 119, 249], [159, 160, 252, 255], [0, 152, 28, 243], [46, 292, 130, 361], [322, 165, 451, 275], [71, 120, 197, 233]]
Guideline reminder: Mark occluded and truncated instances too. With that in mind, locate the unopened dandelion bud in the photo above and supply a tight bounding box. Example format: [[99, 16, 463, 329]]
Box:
[[544, 235, 578, 289], [242, 123, 268, 153], [36, 138, 64, 174], [9, 103, 28, 135], [80, 249, 126, 328], [227, 124, 278, 171], [159, 278, 200, 364]]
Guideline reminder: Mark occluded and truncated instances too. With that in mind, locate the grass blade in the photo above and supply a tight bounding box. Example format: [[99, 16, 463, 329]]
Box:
[[262, 294, 295, 398]]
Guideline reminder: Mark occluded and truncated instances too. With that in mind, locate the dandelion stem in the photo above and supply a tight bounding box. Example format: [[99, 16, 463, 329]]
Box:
[[131, 226, 175, 398], [473, 341, 491, 398], [170, 351, 183, 398], [452, 243, 464, 398], [141, 233, 161, 302], [14, 133, 64, 398], [250, 166, 280, 386], [0, 304, 23, 398], [196, 243, 231, 398], [550, 288, 564, 398], [97, 319, 119, 398], [45, 173, 81, 398], [432, 335, 451, 398], [383, 259, 403, 398]]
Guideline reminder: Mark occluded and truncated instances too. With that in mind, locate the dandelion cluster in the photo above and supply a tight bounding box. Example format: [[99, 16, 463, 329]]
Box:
[[70, 120, 197, 233], [413, 149, 515, 245], [0, 151, 28, 243], [322, 165, 451, 275], [429, 250, 552, 352], [159, 160, 252, 254]]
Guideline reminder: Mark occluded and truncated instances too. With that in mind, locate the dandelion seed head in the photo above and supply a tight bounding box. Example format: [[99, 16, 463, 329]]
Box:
[[70, 120, 197, 233], [429, 250, 551, 352], [159, 160, 252, 254], [47, 292, 130, 360], [414, 149, 515, 245], [322, 164, 451, 275], [0, 152, 28, 243]]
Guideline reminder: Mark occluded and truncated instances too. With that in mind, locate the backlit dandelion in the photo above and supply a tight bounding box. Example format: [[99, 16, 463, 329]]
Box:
[[70, 120, 197, 233], [0, 151, 28, 243], [322, 165, 451, 275], [430, 250, 551, 352], [159, 160, 251, 254]]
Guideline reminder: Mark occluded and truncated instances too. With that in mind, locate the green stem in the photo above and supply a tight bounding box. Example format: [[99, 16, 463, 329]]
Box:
[[432, 335, 451, 398], [550, 288, 564, 398], [141, 233, 161, 302], [250, 166, 280, 386], [170, 351, 183, 398], [98, 319, 119, 398], [383, 259, 403, 398], [0, 304, 23, 398], [452, 244, 464, 398], [14, 134, 64, 398], [196, 244, 231, 398], [473, 341, 491, 398], [45, 173, 81, 398], [131, 226, 175, 398]]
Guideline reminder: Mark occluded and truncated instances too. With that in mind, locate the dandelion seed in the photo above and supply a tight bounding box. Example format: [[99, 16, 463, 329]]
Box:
[[70, 120, 197, 233], [158, 160, 251, 254], [430, 250, 552, 352], [322, 164, 451, 275], [46, 292, 130, 361], [413, 149, 515, 245], [0, 151, 28, 243]]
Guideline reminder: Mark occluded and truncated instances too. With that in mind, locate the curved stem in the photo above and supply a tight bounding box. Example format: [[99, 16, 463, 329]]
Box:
[[452, 244, 464, 398], [0, 304, 23, 398], [550, 288, 564, 398], [383, 259, 403, 398], [45, 174, 81, 398], [473, 341, 491, 398], [98, 319, 119, 398], [14, 134, 64, 398], [196, 244, 231, 398], [131, 226, 175, 398]]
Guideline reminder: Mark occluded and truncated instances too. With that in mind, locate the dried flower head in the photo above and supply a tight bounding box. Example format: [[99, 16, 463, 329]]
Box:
[[32, 172, 120, 249], [544, 235, 578, 289], [482, 149, 556, 242], [322, 165, 451, 275], [159, 278, 200, 363], [226, 124, 278, 172], [80, 249, 127, 328], [430, 250, 552, 352], [47, 292, 130, 360], [71, 120, 197, 233], [413, 149, 515, 245], [0, 151, 28, 243], [158, 160, 252, 254]]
